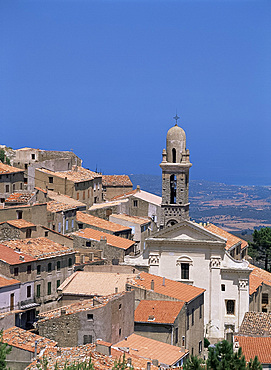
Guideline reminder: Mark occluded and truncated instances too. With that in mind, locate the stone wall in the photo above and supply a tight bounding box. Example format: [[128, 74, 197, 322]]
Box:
[[0, 203, 48, 226]]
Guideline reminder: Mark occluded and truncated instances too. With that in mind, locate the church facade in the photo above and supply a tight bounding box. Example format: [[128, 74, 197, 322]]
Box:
[[126, 119, 252, 343]]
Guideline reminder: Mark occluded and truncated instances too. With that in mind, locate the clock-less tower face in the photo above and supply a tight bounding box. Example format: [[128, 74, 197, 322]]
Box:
[[160, 123, 192, 228]]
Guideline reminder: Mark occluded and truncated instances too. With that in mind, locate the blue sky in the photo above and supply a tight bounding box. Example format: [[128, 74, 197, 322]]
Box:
[[1, 0, 270, 185]]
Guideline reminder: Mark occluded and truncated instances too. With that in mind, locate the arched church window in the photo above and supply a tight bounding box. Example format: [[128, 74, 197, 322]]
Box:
[[176, 256, 193, 280], [172, 148, 176, 163], [170, 174, 177, 204]]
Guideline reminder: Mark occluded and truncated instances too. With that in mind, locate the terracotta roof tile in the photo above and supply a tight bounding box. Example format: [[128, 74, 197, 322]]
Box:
[[76, 211, 131, 233], [1, 237, 74, 259], [0, 276, 20, 287], [239, 312, 271, 337], [1, 219, 36, 229], [249, 274, 263, 295], [72, 228, 135, 250], [0, 163, 24, 174], [0, 244, 36, 265], [134, 300, 184, 324], [3, 326, 57, 353], [204, 223, 248, 250], [47, 190, 86, 209], [128, 271, 205, 303], [234, 336, 271, 364], [38, 166, 101, 183], [113, 333, 188, 366], [111, 189, 138, 200], [47, 200, 78, 213], [110, 213, 151, 226], [5, 192, 35, 203], [249, 263, 271, 287], [102, 175, 133, 187]]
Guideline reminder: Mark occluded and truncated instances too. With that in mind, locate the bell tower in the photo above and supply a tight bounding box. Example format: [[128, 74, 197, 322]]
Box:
[[160, 115, 192, 227]]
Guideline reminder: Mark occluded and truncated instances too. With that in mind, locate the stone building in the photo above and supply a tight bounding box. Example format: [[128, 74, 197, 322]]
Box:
[[38, 291, 134, 347], [109, 213, 152, 253], [0, 237, 75, 311], [72, 228, 136, 264], [248, 264, 271, 313], [126, 271, 205, 357], [0, 219, 36, 240], [76, 211, 132, 239], [3, 326, 57, 370], [159, 123, 192, 227], [35, 166, 102, 207], [102, 175, 133, 201], [0, 163, 25, 203], [0, 202, 48, 226], [4, 192, 36, 207], [88, 199, 129, 220]]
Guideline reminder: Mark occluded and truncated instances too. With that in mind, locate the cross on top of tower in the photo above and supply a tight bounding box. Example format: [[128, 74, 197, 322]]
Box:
[[173, 113, 180, 126]]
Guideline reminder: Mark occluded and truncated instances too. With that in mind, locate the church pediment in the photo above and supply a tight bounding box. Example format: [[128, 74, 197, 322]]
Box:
[[149, 220, 226, 243]]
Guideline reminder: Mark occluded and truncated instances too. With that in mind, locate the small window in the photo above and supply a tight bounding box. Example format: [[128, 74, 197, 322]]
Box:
[[199, 304, 202, 319], [13, 184, 15, 192], [49, 177, 53, 183], [182, 336, 185, 347], [83, 191, 85, 200], [57, 261, 60, 271], [175, 327, 178, 344], [199, 340, 202, 354], [68, 257, 72, 267], [25, 164, 28, 170], [45, 231, 48, 237], [221, 284, 225, 291], [133, 200, 138, 208], [226, 300, 235, 315], [83, 335, 92, 344], [26, 228, 32, 238], [78, 223, 83, 229], [192, 308, 194, 326], [72, 219, 74, 229], [47, 282, 52, 295], [17, 210, 23, 219], [87, 314, 93, 321], [119, 328, 122, 336], [37, 284, 41, 298], [24, 177, 27, 184], [14, 267, 18, 276], [187, 311, 189, 329], [27, 265, 31, 274], [66, 219, 69, 231], [119, 304, 122, 310], [5, 184, 9, 192], [31, 154, 35, 160], [88, 190, 90, 198], [27, 285, 31, 298], [37, 265, 41, 275], [57, 280, 60, 289], [48, 263, 52, 273], [20, 182, 23, 190], [181, 263, 189, 280], [58, 222, 61, 233], [262, 293, 268, 305]]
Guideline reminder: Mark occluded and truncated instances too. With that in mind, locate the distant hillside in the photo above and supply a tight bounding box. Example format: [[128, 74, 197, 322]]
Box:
[[129, 174, 271, 234]]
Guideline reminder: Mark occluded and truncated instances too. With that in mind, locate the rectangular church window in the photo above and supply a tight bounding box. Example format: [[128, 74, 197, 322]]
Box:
[[181, 263, 189, 280]]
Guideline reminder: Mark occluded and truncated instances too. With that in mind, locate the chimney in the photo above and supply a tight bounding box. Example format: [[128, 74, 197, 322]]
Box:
[[147, 362, 151, 370], [127, 358, 132, 366], [162, 277, 165, 286], [136, 185, 140, 192], [151, 280, 154, 290], [152, 359, 159, 367], [19, 255, 25, 261], [115, 287, 118, 293]]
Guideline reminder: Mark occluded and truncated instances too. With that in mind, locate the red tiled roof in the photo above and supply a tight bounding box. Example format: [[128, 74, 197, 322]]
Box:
[[128, 271, 205, 303], [234, 336, 271, 364], [72, 228, 135, 250], [110, 213, 150, 225], [249, 274, 263, 295], [249, 263, 271, 287], [204, 223, 248, 250], [0, 276, 20, 288], [0, 163, 24, 174], [1, 237, 74, 259], [76, 211, 131, 233], [113, 333, 188, 366], [5, 192, 35, 203], [0, 219, 36, 229], [111, 189, 138, 200], [134, 300, 184, 324], [102, 175, 133, 187], [239, 312, 271, 337], [0, 244, 36, 265], [38, 166, 101, 183], [3, 327, 57, 353], [47, 200, 78, 212], [35, 187, 47, 193]]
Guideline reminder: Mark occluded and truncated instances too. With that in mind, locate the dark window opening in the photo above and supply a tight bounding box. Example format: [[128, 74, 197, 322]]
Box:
[[31, 154, 35, 160], [221, 284, 225, 291], [37, 265, 41, 275], [86, 241, 91, 247], [172, 148, 176, 163], [26, 229, 32, 238], [57, 280, 60, 289], [57, 261, 61, 271], [262, 293, 268, 304], [47, 282, 51, 295], [27, 285, 31, 298], [87, 314, 93, 320], [37, 284, 41, 298], [226, 300, 235, 315], [49, 177, 53, 183], [119, 328, 122, 336], [133, 200, 138, 207], [17, 210, 23, 219], [14, 267, 18, 276], [175, 327, 178, 344], [181, 263, 189, 280], [83, 335, 92, 344], [27, 265, 31, 274], [68, 257, 73, 267], [48, 263, 52, 273], [170, 174, 177, 204]]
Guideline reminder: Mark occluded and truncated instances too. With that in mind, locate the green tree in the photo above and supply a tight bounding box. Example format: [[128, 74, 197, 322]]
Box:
[[207, 340, 246, 370], [249, 227, 271, 271], [0, 329, 12, 370], [0, 149, 10, 165], [112, 354, 134, 370], [183, 355, 205, 369], [246, 356, 262, 370]]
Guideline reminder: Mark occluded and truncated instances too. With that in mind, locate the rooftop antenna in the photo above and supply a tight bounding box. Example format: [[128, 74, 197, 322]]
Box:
[[95, 164, 98, 173], [173, 111, 180, 126]]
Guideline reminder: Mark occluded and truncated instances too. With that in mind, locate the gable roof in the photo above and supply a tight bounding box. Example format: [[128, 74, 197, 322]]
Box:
[[110, 213, 151, 226], [76, 211, 131, 233], [102, 175, 133, 187], [47, 190, 86, 209], [239, 312, 271, 337], [37, 166, 101, 183], [72, 228, 135, 250], [0, 219, 36, 229], [204, 223, 248, 250], [3, 327, 57, 353], [1, 237, 74, 259], [128, 271, 205, 303], [133, 190, 161, 206], [0, 244, 36, 265], [134, 300, 184, 324], [113, 333, 188, 366], [0, 276, 20, 288], [58, 271, 136, 296], [249, 263, 271, 287], [5, 192, 35, 204], [234, 336, 271, 364], [0, 162, 24, 174]]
